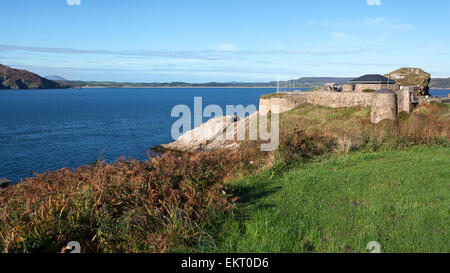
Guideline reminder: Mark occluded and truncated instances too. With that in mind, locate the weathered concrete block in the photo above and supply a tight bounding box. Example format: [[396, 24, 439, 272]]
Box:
[[370, 93, 397, 124], [259, 98, 272, 114], [396, 86, 414, 113]]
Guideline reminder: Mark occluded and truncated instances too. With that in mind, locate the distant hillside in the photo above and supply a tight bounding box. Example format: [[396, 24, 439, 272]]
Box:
[[430, 78, 450, 89], [0, 65, 69, 90], [60, 77, 354, 89], [297, 77, 353, 85], [6, 68, 450, 90], [45, 75, 67, 81], [3, 64, 449, 90], [289, 77, 353, 88]]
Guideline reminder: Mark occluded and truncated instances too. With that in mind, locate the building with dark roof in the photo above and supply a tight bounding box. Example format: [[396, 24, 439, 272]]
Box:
[[343, 74, 399, 92], [350, 74, 396, 84]]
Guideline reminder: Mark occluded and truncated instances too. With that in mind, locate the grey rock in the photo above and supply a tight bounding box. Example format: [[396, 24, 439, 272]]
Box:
[[0, 178, 11, 188]]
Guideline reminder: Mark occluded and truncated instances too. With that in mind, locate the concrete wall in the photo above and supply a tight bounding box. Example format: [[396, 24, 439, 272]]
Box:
[[259, 91, 398, 124], [396, 86, 415, 113]]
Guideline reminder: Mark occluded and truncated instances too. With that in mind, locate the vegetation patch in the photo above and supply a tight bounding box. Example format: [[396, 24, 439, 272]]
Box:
[[429, 101, 450, 109], [260, 93, 290, 99], [0, 148, 262, 253], [305, 87, 320, 92], [213, 146, 450, 253], [0, 102, 448, 253]]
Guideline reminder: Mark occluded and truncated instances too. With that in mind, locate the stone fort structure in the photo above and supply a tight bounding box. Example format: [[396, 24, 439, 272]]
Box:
[[259, 70, 450, 124], [342, 74, 399, 92], [260, 85, 416, 124]]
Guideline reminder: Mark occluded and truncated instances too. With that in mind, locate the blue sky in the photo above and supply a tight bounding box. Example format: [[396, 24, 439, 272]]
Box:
[[1, 0, 449, 82]]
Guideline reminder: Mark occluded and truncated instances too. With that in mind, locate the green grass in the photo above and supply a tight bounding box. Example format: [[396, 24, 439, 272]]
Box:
[[260, 93, 290, 99], [430, 101, 450, 109], [214, 146, 449, 253]]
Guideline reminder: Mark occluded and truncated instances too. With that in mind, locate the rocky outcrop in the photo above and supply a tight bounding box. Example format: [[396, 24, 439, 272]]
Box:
[[0, 178, 11, 188], [386, 68, 431, 96], [158, 114, 257, 152], [0, 64, 69, 90]]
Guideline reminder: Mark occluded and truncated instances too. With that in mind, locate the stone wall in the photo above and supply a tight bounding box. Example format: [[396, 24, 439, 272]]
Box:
[[342, 83, 400, 92], [342, 84, 354, 92], [259, 91, 398, 124], [304, 91, 373, 108], [259, 95, 307, 114]]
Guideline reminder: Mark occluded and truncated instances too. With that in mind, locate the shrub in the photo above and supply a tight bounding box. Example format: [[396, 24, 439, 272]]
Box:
[[361, 105, 450, 150], [278, 128, 337, 163], [0, 148, 262, 253], [429, 101, 450, 109]]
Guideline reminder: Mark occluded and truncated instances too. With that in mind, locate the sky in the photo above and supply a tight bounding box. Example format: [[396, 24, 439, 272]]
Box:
[[1, 0, 449, 82]]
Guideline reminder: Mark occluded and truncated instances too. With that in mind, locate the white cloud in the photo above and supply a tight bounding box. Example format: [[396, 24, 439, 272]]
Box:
[[364, 17, 413, 30], [308, 17, 413, 31], [0, 43, 379, 65], [67, 0, 81, 6], [331, 32, 349, 39], [367, 0, 381, 6], [216, 43, 238, 51]]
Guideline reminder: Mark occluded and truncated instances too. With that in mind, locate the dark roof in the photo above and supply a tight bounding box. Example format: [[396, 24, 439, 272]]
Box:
[[349, 74, 396, 84]]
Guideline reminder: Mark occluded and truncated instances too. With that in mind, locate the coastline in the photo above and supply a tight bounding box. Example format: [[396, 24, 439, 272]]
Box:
[[79, 86, 279, 89]]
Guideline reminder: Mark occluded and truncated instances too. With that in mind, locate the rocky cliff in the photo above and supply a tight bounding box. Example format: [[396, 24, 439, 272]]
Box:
[[157, 114, 257, 152], [0, 64, 68, 90], [386, 67, 431, 96]]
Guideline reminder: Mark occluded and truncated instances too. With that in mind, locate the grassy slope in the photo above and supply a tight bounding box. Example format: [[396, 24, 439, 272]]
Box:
[[279, 104, 371, 135], [215, 146, 449, 253], [1, 103, 448, 253]]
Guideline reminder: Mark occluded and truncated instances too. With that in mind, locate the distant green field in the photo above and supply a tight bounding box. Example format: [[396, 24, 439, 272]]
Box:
[[214, 146, 449, 253]]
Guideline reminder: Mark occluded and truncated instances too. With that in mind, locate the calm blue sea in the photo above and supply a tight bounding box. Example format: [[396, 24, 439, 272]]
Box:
[[0, 88, 276, 183], [0, 88, 448, 183], [429, 89, 450, 98]]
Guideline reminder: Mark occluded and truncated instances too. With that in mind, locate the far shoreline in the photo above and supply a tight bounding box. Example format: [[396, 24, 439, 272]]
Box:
[[2, 86, 450, 92], [79, 86, 279, 89]]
